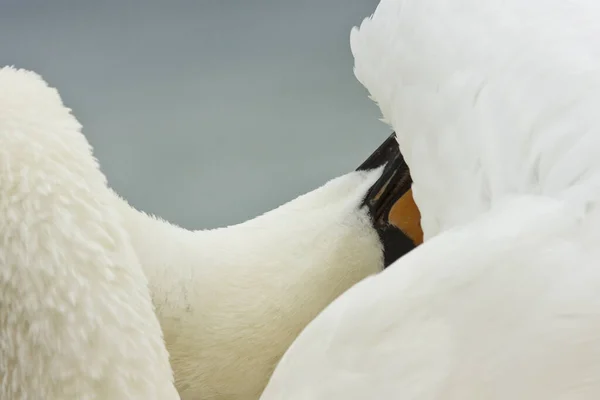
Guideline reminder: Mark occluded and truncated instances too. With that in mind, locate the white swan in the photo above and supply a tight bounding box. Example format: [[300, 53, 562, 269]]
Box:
[[0, 67, 180, 399], [259, 0, 600, 398], [0, 68, 423, 398], [111, 132, 421, 398]]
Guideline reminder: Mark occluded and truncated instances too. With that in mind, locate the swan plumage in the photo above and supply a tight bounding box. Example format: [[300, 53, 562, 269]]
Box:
[[352, 0, 600, 237], [0, 66, 179, 399]]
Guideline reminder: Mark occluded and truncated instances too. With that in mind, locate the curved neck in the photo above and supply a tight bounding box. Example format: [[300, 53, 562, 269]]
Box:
[[109, 170, 388, 397], [110, 169, 384, 316]]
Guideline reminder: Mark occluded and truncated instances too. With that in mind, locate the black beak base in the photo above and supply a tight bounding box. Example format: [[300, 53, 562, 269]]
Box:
[[357, 133, 416, 268]]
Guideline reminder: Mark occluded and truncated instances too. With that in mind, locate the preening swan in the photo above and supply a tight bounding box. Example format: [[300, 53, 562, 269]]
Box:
[[0, 68, 422, 399]]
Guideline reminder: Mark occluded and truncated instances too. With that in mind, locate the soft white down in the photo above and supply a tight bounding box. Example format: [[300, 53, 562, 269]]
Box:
[[0, 67, 180, 400]]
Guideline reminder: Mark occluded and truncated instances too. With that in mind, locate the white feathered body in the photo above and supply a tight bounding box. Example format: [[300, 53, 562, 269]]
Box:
[[260, 0, 600, 398]]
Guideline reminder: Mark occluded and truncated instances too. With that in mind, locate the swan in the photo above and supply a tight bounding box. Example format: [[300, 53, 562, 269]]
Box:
[[0, 67, 180, 399], [0, 66, 422, 398], [259, 0, 600, 398], [111, 130, 421, 398]]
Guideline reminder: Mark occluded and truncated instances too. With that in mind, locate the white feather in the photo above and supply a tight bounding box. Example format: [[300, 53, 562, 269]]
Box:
[[351, 0, 600, 239]]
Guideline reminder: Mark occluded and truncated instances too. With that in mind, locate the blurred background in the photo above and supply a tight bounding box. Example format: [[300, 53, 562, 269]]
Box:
[[1, 0, 389, 229]]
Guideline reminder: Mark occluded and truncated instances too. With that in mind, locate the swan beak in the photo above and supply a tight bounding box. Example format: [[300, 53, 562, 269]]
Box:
[[357, 133, 423, 267]]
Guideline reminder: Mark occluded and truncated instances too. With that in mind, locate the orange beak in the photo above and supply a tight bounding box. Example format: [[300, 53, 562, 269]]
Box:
[[389, 189, 423, 245], [357, 133, 423, 267]]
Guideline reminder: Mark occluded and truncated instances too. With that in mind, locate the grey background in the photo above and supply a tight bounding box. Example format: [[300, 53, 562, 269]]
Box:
[[1, 0, 389, 229]]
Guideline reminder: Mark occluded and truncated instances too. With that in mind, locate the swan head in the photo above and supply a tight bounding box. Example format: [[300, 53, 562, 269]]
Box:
[[357, 132, 423, 266]]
